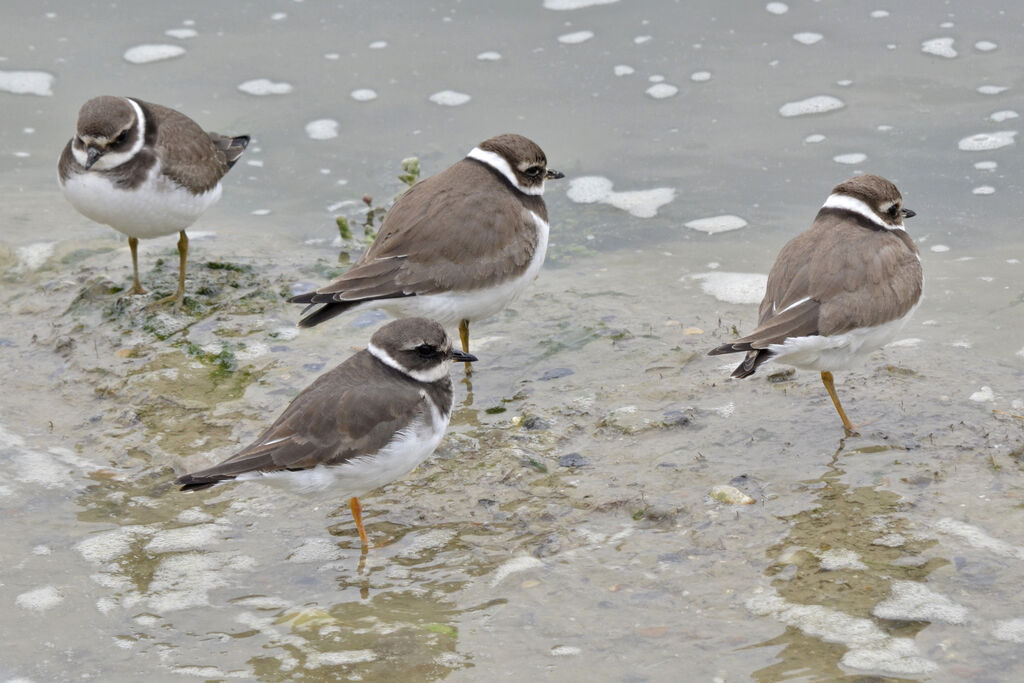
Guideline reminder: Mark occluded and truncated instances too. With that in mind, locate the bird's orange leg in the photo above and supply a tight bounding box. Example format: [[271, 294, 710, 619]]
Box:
[[820, 370, 857, 434]]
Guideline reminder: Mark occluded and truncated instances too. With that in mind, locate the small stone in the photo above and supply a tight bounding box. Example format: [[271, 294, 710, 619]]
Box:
[[709, 484, 755, 505], [558, 453, 587, 468], [540, 367, 574, 381]]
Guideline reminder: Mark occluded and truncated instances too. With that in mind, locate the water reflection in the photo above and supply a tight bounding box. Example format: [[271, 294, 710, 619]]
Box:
[[749, 440, 947, 679]]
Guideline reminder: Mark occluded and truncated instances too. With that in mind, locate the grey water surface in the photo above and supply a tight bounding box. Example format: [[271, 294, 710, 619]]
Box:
[[2, 1, 1023, 680]]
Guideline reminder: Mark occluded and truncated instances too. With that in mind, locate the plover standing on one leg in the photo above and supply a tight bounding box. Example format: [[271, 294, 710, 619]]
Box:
[[709, 174, 922, 432]]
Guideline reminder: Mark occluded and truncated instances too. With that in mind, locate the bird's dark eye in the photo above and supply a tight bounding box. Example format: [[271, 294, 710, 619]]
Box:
[[415, 344, 437, 358], [115, 130, 130, 145], [524, 166, 543, 178], [888, 204, 900, 218]]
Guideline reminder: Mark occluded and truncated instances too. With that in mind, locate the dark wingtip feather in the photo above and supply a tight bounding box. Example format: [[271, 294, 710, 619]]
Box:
[[175, 473, 233, 491], [295, 303, 351, 328]]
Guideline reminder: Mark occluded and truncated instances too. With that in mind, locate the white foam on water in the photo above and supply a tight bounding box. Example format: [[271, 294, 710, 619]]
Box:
[[490, 555, 544, 586], [805, 133, 826, 143], [648, 74, 664, 83], [834, 152, 867, 164], [306, 651, 377, 668], [566, 176, 674, 217], [969, 386, 994, 402], [350, 88, 377, 101], [476, 51, 501, 60], [304, 119, 339, 140], [837, 79, 853, 86], [870, 10, 889, 18], [921, 37, 956, 58], [972, 185, 995, 195], [747, 589, 936, 674], [872, 533, 906, 547], [271, 12, 287, 20], [684, 214, 748, 234], [872, 581, 969, 624], [634, 35, 652, 44], [15, 241, 55, 271], [793, 32, 823, 45], [930, 244, 949, 252], [123, 44, 186, 64], [368, 40, 387, 49], [287, 537, 342, 563], [688, 272, 767, 305], [165, 28, 197, 39], [176, 508, 213, 524], [818, 548, 867, 570], [397, 528, 458, 559], [543, 0, 618, 9], [779, 95, 845, 117], [237, 78, 293, 95], [990, 110, 1018, 122], [691, 71, 711, 82], [975, 40, 998, 51], [934, 518, 1024, 559], [323, 53, 339, 60], [974, 160, 997, 170], [613, 64, 634, 76], [145, 524, 224, 553], [429, 90, 471, 106], [993, 619, 1024, 643], [558, 30, 595, 44], [551, 646, 582, 656], [76, 526, 154, 564], [957, 131, 1016, 151], [765, 2, 788, 14], [0, 69, 55, 96], [566, 176, 613, 203], [646, 83, 678, 99], [978, 85, 1008, 95], [16, 586, 64, 612], [146, 551, 257, 613]]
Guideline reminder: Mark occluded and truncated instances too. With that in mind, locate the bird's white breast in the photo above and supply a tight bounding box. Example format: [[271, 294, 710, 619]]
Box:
[[60, 161, 222, 239]]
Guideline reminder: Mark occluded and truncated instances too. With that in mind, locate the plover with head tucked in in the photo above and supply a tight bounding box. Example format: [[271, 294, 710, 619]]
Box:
[[709, 174, 922, 432], [59, 96, 249, 306]]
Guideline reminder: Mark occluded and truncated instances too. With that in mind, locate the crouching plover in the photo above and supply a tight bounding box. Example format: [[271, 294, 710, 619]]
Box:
[[708, 174, 922, 432], [176, 317, 476, 548], [291, 133, 564, 358], [59, 96, 249, 306]]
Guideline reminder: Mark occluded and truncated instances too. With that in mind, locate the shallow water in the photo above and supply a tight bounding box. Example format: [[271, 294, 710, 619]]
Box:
[[2, 1, 1023, 681]]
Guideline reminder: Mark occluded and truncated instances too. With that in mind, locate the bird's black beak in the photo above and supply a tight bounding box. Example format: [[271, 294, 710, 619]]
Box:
[[451, 349, 478, 363], [85, 147, 102, 170], [901, 207, 916, 219], [546, 168, 565, 180]]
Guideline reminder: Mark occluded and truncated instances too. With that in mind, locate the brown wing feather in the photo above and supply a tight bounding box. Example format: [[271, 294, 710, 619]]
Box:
[[708, 211, 922, 376], [176, 352, 428, 488], [138, 99, 232, 193], [312, 160, 540, 299]]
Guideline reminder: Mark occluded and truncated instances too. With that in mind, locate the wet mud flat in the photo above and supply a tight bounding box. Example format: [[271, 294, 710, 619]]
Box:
[[1, 225, 1022, 680]]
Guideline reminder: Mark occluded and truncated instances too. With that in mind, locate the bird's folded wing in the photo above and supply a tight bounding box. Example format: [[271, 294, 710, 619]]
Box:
[[181, 377, 426, 482]]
